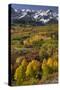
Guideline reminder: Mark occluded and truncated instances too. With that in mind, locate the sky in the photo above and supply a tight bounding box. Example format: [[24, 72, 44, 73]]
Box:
[[11, 4, 58, 13]]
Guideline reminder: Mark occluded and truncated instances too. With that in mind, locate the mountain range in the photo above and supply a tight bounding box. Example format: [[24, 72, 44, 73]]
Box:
[[11, 7, 58, 25]]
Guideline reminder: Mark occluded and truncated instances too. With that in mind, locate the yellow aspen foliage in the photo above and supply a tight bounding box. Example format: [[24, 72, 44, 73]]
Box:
[[14, 59, 28, 85], [47, 58, 53, 68], [42, 59, 50, 79], [31, 35, 40, 42], [16, 57, 22, 63], [53, 59, 58, 71], [32, 60, 40, 70], [26, 60, 40, 78], [53, 60, 58, 68], [23, 38, 32, 46], [42, 59, 47, 70], [29, 38, 33, 43], [47, 57, 58, 72], [21, 59, 28, 70], [14, 65, 25, 85], [14, 65, 21, 80]]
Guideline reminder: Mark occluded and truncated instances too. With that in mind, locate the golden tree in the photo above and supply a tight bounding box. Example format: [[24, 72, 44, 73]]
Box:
[[14, 59, 28, 85], [42, 59, 50, 80], [26, 60, 40, 78]]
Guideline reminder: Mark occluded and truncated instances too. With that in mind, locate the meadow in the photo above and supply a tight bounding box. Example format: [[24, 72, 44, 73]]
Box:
[[10, 23, 58, 85]]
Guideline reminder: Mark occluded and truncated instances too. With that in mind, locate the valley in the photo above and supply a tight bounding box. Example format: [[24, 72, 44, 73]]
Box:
[[10, 23, 58, 85]]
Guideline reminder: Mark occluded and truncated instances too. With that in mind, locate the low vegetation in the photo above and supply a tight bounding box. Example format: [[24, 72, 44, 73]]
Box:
[[11, 24, 58, 85]]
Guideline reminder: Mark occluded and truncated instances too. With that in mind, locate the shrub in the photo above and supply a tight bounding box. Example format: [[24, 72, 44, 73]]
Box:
[[39, 40, 58, 60], [53, 59, 58, 72], [42, 59, 49, 79], [39, 47, 48, 60], [47, 58, 53, 68], [14, 65, 24, 85], [47, 57, 58, 72], [26, 60, 40, 79], [14, 59, 28, 85]]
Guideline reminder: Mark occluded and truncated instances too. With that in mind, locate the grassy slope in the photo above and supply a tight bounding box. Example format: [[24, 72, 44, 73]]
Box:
[[11, 24, 58, 48]]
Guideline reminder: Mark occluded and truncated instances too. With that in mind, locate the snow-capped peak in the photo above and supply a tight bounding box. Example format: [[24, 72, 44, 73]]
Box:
[[21, 9, 25, 12], [14, 9, 18, 12], [11, 7, 58, 25], [26, 9, 31, 12]]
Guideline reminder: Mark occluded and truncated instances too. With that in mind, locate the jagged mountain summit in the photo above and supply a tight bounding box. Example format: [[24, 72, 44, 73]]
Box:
[[11, 7, 58, 25]]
